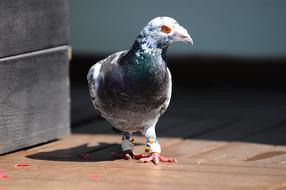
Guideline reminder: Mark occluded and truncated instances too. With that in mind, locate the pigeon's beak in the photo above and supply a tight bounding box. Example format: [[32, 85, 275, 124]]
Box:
[[174, 26, 193, 45]]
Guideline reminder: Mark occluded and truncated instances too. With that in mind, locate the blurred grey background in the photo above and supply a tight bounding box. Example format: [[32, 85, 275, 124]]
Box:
[[69, 0, 286, 57]]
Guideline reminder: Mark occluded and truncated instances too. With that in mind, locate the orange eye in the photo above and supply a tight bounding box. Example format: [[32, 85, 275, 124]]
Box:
[[160, 25, 171, 33]]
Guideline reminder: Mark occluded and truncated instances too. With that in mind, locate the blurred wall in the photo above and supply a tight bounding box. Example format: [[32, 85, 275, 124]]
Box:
[[70, 0, 286, 57]]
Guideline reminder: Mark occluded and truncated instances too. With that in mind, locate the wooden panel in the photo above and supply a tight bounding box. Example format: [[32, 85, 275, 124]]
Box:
[[165, 117, 285, 160], [1, 132, 286, 190], [0, 46, 70, 154], [0, 0, 68, 58]]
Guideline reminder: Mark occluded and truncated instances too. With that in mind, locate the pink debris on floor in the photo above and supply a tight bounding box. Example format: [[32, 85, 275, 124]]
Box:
[[0, 170, 9, 179], [15, 163, 30, 168], [90, 173, 100, 181]]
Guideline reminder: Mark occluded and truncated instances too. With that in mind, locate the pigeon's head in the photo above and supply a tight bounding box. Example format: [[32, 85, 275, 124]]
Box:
[[139, 17, 193, 48]]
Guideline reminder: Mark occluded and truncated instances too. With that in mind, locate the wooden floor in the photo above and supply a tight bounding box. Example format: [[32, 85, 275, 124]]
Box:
[[1, 85, 286, 190]]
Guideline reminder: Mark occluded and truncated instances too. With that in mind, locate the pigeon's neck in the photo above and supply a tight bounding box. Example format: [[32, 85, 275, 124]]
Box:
[[121, 33, 168, 63], [135, 33, 168, 60]]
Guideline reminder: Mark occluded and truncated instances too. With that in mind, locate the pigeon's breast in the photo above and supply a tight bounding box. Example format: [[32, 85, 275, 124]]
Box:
[[97, 58, 170, 119]]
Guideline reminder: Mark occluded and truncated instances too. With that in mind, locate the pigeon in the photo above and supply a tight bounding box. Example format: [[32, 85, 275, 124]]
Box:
[[87, 16, 193, 164]]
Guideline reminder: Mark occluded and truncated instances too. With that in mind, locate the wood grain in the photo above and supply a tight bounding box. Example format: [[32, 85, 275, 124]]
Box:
[[0, 46, 70, 154], [0, 0, 68, 58], [0, 136, 285, 190]]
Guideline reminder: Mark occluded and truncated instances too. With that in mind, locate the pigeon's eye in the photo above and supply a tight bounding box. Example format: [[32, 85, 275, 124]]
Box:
[[160, 25, 171, 34]]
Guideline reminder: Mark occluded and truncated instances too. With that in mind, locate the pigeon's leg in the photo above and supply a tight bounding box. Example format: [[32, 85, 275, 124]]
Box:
[[139, 126, 177, 165], [111, 131, 145, 160]]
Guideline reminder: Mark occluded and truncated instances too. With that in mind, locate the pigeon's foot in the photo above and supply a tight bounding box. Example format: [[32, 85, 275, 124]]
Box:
[[111, 150, 145, 160], [139, 141, 176, 164], [138, 152, 177, 165]]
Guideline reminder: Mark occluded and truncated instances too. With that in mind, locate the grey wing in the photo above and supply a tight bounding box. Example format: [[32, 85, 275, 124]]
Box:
[[160, 68, 172, 115], [87, 50, 128, 115]]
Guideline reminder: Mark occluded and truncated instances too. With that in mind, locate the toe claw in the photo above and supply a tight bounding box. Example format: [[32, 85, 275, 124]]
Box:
[[154, 157, 160, 165], [125, 154, 132, 160], [159, 156, 177, 163]]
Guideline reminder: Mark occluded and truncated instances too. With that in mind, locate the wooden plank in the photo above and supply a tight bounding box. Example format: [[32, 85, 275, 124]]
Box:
[[188, 122, 286, 165], [1, 135, 286, 190], [1, 117, 286, 190], [166, 117, 284, 160], [239, 124, 286, 164], [216, 124, 286, 163], [0, 0, 68, 58], [158, 117, 286, 170], [249, 145, 286, 165], [0, 46, 70, 154], [189, 142, 272, 162]]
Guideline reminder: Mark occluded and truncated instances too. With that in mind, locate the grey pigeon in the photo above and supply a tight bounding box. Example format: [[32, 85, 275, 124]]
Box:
[[87, 16, 193, 164]]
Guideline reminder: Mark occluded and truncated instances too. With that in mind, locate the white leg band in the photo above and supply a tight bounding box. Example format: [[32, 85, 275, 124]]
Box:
[[149, 142, 161, 154]]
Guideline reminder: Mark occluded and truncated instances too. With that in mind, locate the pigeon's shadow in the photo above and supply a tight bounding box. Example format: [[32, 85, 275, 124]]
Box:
[[26, 142, 139, 162]]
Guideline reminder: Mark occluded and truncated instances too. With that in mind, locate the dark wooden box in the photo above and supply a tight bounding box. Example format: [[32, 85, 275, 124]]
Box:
[[0, 0, 70, 154]]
